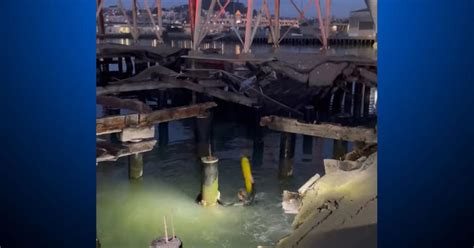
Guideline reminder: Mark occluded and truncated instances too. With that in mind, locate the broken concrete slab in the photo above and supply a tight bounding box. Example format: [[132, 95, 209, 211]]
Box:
[[277, 153, 377, 248]]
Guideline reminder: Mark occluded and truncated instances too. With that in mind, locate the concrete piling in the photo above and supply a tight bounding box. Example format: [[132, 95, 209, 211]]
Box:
[[279, 132, 296, 178], [128, 153, 144, 180], [200, 156, 219, 207]]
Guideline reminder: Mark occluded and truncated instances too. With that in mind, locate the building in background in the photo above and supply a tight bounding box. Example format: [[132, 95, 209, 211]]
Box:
[[347, 9, 376, 37]]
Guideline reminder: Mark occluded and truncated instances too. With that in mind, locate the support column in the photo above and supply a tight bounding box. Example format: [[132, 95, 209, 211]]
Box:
[[157, 90, 169, 147], [332, 139, 348, 160], [196, 111, 212, 158], [129, 153, 144, 180], [353, 82, 363, 120], [363, 85, 371, 118], [200, 156, 219, 207], [192, 0, 203, 50], [302, 105, 315, 160], [252, 104, 264, 167], [279, 132, 296, 178], [274, 0, 281, 45]]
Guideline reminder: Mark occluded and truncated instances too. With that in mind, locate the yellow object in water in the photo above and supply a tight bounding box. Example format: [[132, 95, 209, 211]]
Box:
[[241, 156, 254, 193]]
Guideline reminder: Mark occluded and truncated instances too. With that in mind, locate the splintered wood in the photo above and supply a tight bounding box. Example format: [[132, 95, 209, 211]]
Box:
[[260, 116, 377, 143], [96, 102, 217, 135], [96, 139, 157, 163]]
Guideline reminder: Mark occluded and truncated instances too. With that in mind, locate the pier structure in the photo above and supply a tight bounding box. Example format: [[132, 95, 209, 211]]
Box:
[[96, 42, 377, 177]]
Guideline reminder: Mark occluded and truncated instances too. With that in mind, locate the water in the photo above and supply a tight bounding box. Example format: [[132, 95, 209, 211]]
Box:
[[97, 119, 338, 247]]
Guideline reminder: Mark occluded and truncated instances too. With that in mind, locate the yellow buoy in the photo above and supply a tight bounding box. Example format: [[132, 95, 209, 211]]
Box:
[[241, 156, 254, 193]]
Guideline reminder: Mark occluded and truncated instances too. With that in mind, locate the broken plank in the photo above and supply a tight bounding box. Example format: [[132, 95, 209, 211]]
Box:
[[96, 139, 157, 163], [96, 102, 217, 135], [97, 79, 256, 107], [260, 116, 377, 143], [97, 95, 152, 113]]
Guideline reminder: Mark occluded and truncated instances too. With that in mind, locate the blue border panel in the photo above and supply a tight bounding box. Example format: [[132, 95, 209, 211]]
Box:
[[379, 0, 473, 247], [0, 0, 95, 247]]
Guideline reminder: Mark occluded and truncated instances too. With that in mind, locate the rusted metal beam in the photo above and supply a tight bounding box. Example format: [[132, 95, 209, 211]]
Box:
[[243, 0, 254, 53], [97, 102, 217, 135], [260, 115, 377, 143], [314, 0, 328, 49]]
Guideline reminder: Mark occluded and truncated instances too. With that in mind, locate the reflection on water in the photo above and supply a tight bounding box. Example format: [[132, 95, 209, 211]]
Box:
[[97, 119, 339, 247], [108, 38, 377, 60]]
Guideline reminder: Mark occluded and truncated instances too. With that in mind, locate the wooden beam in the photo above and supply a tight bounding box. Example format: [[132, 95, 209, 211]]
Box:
[[97, 102, 217, 135], [97, 96, 152, 113], [96, 79, 256, 107], [96, 139, 157, 163], [260, 116, 377, 143]]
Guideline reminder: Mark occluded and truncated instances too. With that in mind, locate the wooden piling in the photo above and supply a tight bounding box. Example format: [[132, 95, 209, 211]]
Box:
[[279, 132, 296, 178], [252, 104, 264, 167], [129, 153, 144, 179], [353, 83, 363, 119], [196, 111, 212, 158], [201, 156, 219, 207], [157, 90, 169, 146], [302, 105, 315, 157]]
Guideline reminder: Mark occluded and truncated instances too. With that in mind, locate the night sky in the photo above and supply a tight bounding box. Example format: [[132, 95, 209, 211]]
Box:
[[105, 0, 367, 18]]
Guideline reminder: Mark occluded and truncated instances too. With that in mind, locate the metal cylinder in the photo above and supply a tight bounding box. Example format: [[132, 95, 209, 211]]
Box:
[[279, 132, 296, 178], [201, 156, 219, 207], [129, 153, 144, 180], [196, 111, 212, 158]]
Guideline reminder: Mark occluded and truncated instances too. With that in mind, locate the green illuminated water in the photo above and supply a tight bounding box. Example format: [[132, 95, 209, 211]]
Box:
[[96, 119, 335, 247]]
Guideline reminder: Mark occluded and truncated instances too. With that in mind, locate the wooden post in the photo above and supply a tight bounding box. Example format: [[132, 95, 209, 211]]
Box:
[[302, 105, 315, 157], [363, 85, 371, 118], [157, 90, 169, 147], [252, 104, 264, 167], [129, 153, 144, 179], [279, 132, 296, 178], [201, 156, 219, 206], [332, 139, 348, 160], [196, 111, 212, 158], [353, 83, 363, 119]]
